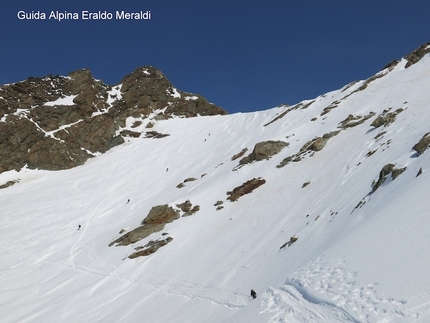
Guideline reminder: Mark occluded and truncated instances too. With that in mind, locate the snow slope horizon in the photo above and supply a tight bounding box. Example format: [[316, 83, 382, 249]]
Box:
[[2, 52, 430, 322]]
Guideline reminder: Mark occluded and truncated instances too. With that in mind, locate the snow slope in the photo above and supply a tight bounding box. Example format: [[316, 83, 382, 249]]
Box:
[[1, 54, 430, 322]]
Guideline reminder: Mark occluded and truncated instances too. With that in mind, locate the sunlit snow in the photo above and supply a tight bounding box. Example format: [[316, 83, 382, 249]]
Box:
[[44, 94, 78, 106], [1, 54, 430, 322]]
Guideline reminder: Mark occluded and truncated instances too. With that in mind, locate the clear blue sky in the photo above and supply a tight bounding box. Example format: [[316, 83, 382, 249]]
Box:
[[2, 1, 430, 113]]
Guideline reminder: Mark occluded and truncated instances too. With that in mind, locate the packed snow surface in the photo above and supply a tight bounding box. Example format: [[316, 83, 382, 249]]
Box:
[[1, 55, 430, 322]]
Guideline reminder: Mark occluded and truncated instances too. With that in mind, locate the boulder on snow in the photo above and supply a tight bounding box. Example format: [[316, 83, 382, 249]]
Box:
[[128, 237, 173, 259], [108, 223, 165, 247], [280, 236, 298, 249], [371, 163, 406, 193], [0, 180, 19, 189], [416, 168, 423, 177], [144, 131, 170, 139], [338, 112, 375, 129], [227, 178, 266, 202], [370, 109, 403, 128], [239, 140, 288, 165], [176, 200, 200, 216], [412, 132, 430, 155], [109, 205, 179, 247], [142, 205, 180, 225]]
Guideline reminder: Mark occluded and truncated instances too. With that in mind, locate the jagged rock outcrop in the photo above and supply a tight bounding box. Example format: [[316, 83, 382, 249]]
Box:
[[338, 112, 376, 129], [404, 42, 430, 68], [144, 131, 170, 139], [413, 132, 430, 155], [227, 178, 266, 202], [109, 205, 180, 247], [143, 205, 180, 225], [371, 164, 406, 193], [129, 237, 173, 259], [0, 66, 226, 174], [301, 131, 341, 153], [231, 148, 248, 161], [277, 131, 341, 168], [176, 200, 200, 216], [239, 140, 288, 165], [118, 66, 226, 119], [370, 108, 404, 128]]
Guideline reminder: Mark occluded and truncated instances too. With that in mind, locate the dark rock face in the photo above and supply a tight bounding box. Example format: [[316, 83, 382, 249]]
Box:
[[227, 178, 266, 202], [119, 66, 226, 118], [0, 66, 226, 174]]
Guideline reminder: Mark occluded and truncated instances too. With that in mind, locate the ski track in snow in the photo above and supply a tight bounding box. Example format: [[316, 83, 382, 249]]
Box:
[[0, 239, 248, 311], [70, 200, 104, 269], [80, 265, 248, 310], [261, 257, 420, 322]]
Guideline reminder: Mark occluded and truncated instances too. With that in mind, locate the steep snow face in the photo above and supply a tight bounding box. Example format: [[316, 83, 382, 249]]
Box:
[[2, 54, 430, 322]]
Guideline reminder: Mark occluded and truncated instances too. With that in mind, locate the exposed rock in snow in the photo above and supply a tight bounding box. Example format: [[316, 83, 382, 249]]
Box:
[[0, 66, 225, 174], [109, 205, 179, 246], [129, 237, 173, 259], [227, 177, 266, 201], [413, 132, 430, 155], [239, 140, 288, 165]]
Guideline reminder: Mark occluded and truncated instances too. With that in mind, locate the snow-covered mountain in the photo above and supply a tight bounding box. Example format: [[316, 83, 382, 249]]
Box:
[[1, 43, 430, 323]]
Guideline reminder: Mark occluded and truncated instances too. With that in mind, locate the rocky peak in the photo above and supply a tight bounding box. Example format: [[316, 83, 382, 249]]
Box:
[[118, 65, 226, 118], [0, 66, 227, 174]]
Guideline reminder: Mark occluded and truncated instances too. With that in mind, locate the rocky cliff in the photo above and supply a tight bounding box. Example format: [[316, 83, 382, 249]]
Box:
[[0, 66, 226, 174]]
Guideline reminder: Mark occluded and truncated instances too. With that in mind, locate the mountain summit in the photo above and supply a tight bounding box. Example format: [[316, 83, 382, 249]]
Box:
[[0, 66, 226, 173], [1, 43, 430, 322]]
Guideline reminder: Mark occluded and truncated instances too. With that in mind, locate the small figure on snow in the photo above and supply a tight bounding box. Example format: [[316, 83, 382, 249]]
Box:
[[126, 199, 130, 204], [250, 289, 257, 299], [166, 168, 169, 172], [77, 224, 81, 230]]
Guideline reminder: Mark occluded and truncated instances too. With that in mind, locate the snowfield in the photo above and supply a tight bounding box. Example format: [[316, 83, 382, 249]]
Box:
[[1, 55, 430, 322]]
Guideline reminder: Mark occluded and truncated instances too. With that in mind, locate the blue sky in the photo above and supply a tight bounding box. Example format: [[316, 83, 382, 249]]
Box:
[[2, 1, 430, 113]]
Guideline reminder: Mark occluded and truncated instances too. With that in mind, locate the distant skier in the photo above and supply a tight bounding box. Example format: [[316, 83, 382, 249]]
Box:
[[77, 224, 81, 230], [166, 168, 169, 172], [250, 289, 257, 299], [126, 199, 130, 204]]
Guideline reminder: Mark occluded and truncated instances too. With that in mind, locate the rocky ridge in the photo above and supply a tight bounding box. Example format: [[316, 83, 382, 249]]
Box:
[[0, 66, 226, 174]]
